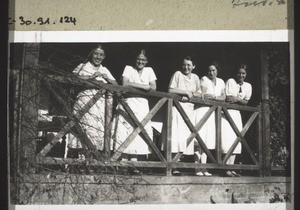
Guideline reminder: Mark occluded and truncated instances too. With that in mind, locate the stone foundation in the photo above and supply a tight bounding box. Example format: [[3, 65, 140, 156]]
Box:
[[13, 174, 291, 204]]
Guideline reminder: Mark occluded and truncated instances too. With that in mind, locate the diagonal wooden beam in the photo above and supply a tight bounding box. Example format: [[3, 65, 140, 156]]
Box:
[[223, 110, 259, 164], [190, 106, 217, 150], [174, 106, 217, 161], [111, 97, 167, 162], [66, 126, 103, 161], [173, 100, 217, 164], [37, 82, 104, 158], [37, 120, 77, 158], [113, 97, 166, 161], [44, 82, 101, 155], [222, 107, 259, 165]]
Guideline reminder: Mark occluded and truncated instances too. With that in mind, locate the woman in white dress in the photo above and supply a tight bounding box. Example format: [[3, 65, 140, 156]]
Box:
[[222, 64, 252, 177], [167, 56, 201, 175], [194, 62, 225, 176], [68, 44, 117, 158], [112, 49, 157, 174]]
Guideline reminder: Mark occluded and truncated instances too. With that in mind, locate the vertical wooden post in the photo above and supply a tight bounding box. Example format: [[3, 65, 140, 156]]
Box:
[[10, 69, 23, 203], [20, 43, 40, 172], [261, 47, 271, 177], [166, 99, 173, 176], [215, 106, 222, 164], [257, 104, 263, 177], [104, 91, 113, 159]]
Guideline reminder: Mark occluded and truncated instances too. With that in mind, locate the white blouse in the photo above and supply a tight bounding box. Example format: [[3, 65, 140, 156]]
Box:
[[73, 61, 116, 83], [122, 65, 157, 84], [225, 78, 252, 100], [169, 71, 200, 92], [200, 76, 225, 96]]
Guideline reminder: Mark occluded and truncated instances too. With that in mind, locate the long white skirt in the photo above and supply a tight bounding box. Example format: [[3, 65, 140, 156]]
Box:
[[68, 89, 109, 150], [112, 97, 152, 155], [194, 106, 216, 150], [221, 109, 243, 154], [169, 102, 194, 155]]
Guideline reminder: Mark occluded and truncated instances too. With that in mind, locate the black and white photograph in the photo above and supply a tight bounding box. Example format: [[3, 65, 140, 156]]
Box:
[[8, 38, 292, 207]]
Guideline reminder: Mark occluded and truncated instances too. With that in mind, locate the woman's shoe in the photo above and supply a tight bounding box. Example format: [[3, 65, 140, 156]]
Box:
[[203, 171, 212, 176], [225, 171, 235, 177], [172, 170, 181, 176], [196, 171, 204, 176], [129, 168, 143, 175], [231, 171, 241, 177]]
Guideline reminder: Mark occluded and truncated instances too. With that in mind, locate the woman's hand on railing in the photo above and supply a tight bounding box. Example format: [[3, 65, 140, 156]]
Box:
[[100, 73, 118, 85], [226, 95, 249, 105], [186, 91, 193, 99], [180, 92, 192, 102], [92, 72, 109, 80], [192, 92, 202, 98], [181, 91, 202, 102], [226, 95, 240, 103], [226, 95, 235, 103], [182, 96, 189, 102], [203, 93, 215, 100], [92, 72, 102, 78], [101, 73, 109, 80]]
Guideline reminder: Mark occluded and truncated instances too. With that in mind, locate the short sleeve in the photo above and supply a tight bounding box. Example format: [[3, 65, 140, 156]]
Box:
[[244, 83, 252, 100], [169, 71, 180, 89], [148, 67, 157, 82], [219, 79, 225, 90], [225, 78, 237, 96], [200, 76, 209, 88], [194, 74, 201, 93], [72, 63, 84, 74], [103, 67, 116, 81], [122, 65, 132, 79]]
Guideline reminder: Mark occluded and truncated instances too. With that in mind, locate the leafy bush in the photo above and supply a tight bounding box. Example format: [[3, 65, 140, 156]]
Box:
[[267, 44, 290, 168]]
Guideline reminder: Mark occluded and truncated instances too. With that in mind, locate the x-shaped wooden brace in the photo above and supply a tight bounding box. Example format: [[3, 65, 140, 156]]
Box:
[[36, 80, 105, 160], [221, 106, 259, 166], [172, 100, 217, 164], [110, 94, 166, 162]]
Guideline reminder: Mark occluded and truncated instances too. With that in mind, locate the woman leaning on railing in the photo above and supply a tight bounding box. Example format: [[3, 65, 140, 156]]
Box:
[[221, 64, 252, 177]]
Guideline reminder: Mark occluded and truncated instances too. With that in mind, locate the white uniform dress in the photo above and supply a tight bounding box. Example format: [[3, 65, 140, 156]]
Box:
[[167, 71, 200, 155], [68, 62, 116, 150], [194, 76, 225, 150], [221, 78, 252, 154], [112, 65, 157, 155]]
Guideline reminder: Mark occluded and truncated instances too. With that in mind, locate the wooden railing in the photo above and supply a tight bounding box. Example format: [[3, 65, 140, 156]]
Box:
[[29, 73, 270, 176]]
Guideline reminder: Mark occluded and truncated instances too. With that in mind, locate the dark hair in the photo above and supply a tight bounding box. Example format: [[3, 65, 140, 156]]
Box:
[[85, 44, 105, 63], [207, 61, 220, 71], [183, 56, 195, 65], [239, 64, 247, 70], [235, 63, 247, 74], [136, 49, 148, 60]]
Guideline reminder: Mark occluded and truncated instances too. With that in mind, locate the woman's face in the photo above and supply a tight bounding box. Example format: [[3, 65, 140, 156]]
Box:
[[236, 68, 247, 83], [182, 59, 195, 75], [135, 54, 148, 70], [91, 48, 105, 66], [207, 65, 217, 80]]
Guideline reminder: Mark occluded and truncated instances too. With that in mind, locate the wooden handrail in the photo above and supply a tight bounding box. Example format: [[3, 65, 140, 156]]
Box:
[[43, 74, 259, 112]]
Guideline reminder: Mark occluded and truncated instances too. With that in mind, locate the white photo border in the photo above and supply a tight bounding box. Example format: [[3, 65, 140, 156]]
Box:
[[9, 30, 291, 42]]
